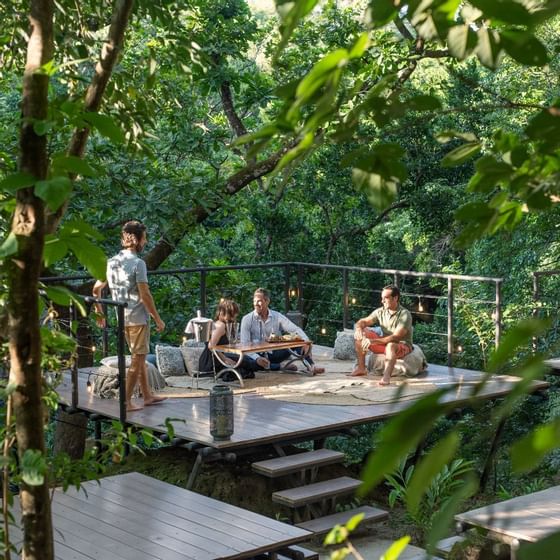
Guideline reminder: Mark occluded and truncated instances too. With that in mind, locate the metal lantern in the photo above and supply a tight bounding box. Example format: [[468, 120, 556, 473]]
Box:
[[209, 384, 234, 441]]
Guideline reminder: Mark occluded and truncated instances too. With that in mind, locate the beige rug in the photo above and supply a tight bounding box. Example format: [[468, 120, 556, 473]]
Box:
[[158, 371, 437, 405], [256, 375, 437, 405]]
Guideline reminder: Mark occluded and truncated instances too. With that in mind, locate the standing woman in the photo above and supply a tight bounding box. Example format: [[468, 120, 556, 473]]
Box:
[[199, 298, 258, 381]]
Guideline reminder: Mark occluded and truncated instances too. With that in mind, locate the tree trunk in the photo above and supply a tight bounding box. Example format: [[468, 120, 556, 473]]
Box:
[[7, 1, 54, 558], [52, 410, 88, 460]]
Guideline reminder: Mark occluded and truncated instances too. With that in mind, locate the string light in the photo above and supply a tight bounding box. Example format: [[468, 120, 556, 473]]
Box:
[[321, 327, 326, 335], [351, 297, 356, 305], [86, 373, 93, 393], [182, 336, 187, 344], [457, 345, 463, 353], [91, 345, 96, 353], [290, 289, 297, 297], [418, 298, 424, 312]]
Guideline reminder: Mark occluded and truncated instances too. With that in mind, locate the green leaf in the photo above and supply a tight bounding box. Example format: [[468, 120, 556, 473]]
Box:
[[470, 0, 532, 24], [43, 286, 87, 316], [511, 418, 560, 473], [367, 0, 399, 28], [467, 155, 513, 193], [407, 431, 461, 514], [43, 236, 68, 266], [0, 172, 36, 193], [349, 32, 370, 59], [33, 120, 53, 136], [380, 535, 411, 560], [526, 106, 560, 149], [295, 49, 348, 101], [82, 112, 126, 144], [34, 176, 72, 211], [345, 512, 365, 531], [274, 132, 315, 174], [0, 232, 18, 258], [426, 475, 478, 553], [352, 168, 398, 211], [447, 24, 478, 59], [441, 142, 481, 167], [51, 155, 97, 177], [406, 95, 441, 111], [60, 219, 104, 241], [476, 28, 502, 69], [65, 237, 107, 280], [501, 31, 549, 66], [518, 531, 560, 560], [455, 201, 495, 221], [359, 391, 450, 495], [21, 449, 47, 486], [436, 130, 478, 144], [488, 318, 550, 372], [273, 0, 320, 62]]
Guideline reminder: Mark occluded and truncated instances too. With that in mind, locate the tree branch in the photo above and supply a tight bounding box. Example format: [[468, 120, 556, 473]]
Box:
[[45, 0, 134, 233], [143, 140, 297, 269]]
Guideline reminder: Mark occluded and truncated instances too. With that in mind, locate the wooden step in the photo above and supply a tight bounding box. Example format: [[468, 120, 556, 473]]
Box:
[[435, 535, 467, 558], [409, 553, 445, 560], [296, 505, 388, 535], [252, 449, 345, 478], [272, 476, 361, 508], [277, 544, 319, 559]]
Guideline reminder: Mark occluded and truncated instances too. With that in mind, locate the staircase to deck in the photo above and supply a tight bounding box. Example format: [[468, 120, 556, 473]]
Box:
[[252, 448, 388, 536]]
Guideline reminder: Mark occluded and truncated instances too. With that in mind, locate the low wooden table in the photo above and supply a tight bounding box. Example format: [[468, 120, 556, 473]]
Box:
[[455, 485, 560, 557], [212, 340, 314, 386], [11, 472, 312, 559]]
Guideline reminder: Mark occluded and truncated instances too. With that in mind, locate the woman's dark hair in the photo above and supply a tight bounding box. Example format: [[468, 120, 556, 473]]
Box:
[[215, 298, 239, 322], [121, 220, 146, 249]]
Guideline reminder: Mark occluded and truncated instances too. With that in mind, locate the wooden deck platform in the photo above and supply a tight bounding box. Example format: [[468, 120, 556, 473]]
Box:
[[9, 472, 312, 559], [456, 485, 560, 544], [56, 350, 549, 453]]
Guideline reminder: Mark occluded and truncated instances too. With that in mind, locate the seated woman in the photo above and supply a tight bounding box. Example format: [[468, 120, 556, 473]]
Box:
[[198, 298, 259, 382]]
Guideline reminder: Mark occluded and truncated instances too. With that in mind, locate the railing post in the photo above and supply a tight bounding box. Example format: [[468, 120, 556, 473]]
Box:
[[393, 273, 399, 287], [284, 264, 290, 313], [447, 278, 454, 367], [116, 305, 127, 424], [297, 265, 304, 314], [342, 269, 349, 330], [532, 273, 539, 353], [495, 280, 502, 348], [70, 302, 78, 409], [200, 270, 207, 316], [100, 285, 109, 357]]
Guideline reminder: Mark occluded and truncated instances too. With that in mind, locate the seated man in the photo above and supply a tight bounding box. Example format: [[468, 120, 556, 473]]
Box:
[[350, 285, 412, 385], [240, 288, 325, 374]]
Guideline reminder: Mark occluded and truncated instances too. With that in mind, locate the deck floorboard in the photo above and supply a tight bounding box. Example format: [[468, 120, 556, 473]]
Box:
[[57, 354, 548, 451]]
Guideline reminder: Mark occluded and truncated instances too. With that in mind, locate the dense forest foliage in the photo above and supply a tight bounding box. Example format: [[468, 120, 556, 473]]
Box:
[[2, 0, 560, 558]]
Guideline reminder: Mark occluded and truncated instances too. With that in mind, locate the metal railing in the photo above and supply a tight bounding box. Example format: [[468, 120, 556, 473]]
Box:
[[42, 262, 503, 372]]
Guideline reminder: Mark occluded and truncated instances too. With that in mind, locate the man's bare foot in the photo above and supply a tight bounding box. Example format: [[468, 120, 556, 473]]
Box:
[[379, 378, 391, 386], [347, 368, 367, 377], [311, 366, 325, 375], [144, 396, 167, 406], [127, 402, 143, 412]]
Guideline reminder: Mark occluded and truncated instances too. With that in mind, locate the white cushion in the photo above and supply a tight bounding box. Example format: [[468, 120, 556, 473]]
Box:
[[155, 345, 186, 377], [333, 331, 356, 360], [100, 355, 132, 368], [367, 344, 428, 377]]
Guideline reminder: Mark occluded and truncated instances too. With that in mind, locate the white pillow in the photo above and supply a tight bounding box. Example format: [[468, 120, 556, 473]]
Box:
[[155, 345, 186, 377], [100, 355, 132, 368]]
